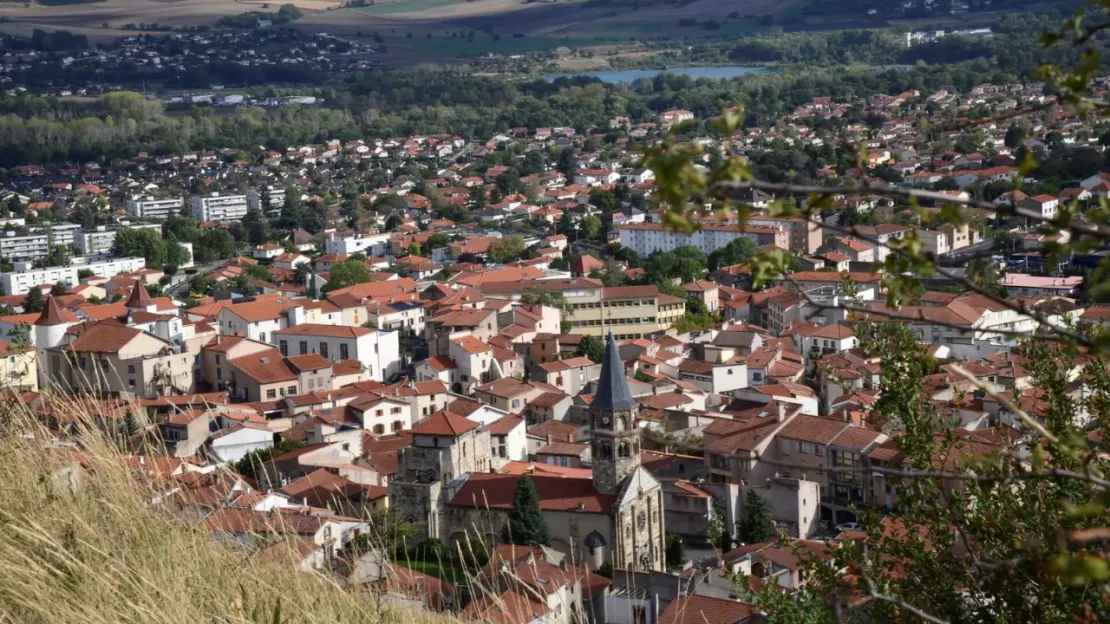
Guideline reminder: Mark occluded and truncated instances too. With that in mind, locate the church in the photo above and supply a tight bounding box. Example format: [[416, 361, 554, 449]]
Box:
[[389, 331, 666, 572]]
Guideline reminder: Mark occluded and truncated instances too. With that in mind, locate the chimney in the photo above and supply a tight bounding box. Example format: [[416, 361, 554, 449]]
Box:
[[776, 402, 786, 423]]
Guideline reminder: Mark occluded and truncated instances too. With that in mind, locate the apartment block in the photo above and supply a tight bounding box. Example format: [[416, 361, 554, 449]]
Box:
[[247, 187, 286, 215], [618, 222, 789, 257], [190, 193, 249, 222], [75, 224, 162, 256], [324, 232, 392, 257], [0, 257, 146, 295], [125, 196, 183, 219], [476, 278, 685, 340]]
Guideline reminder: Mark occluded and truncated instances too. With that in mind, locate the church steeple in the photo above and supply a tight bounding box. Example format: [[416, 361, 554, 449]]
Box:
[[592, 331, 637, 411], [590, 330, 641, 494]]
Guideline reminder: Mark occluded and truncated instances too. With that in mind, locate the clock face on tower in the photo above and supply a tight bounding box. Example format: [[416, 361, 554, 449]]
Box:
[[601, 415, 611, 426]]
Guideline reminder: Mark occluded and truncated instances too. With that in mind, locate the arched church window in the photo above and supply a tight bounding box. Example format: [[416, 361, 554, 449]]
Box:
[[618, 415, 629, 431], [619, 442, 630, 458]]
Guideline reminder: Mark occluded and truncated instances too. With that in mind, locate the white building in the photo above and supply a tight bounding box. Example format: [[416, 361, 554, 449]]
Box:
[[247, 187, 286, 215], [125, 196, 183, 219], [191, 193, 249, 222], [0, 232, 49, 260], [208, 423, 275, 464], [1, 257, 146, 295], [272, 324, 400, 382], [325, 232, 392, 257], [75, 224, 162, 256], [618, 222, 789, 257]]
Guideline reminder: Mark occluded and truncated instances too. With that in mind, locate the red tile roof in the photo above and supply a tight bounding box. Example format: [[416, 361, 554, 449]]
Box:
[[411, 410, 480, 436], [658, 595, 756, 624], [449, 473, 614, 513]]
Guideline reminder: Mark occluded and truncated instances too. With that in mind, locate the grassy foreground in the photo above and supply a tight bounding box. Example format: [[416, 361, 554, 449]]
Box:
[[0, 400, 442, 624]]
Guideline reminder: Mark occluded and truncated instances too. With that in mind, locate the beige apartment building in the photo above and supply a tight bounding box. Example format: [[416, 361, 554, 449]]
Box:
[[476, 278, 685, 340], [49, 324, 194, 398]]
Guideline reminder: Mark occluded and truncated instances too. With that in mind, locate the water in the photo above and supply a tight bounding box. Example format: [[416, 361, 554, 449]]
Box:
[[543, 66, 770, 83]]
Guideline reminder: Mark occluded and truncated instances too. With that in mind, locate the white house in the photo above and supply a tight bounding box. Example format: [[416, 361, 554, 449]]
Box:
[[273, 323, 401, 382], [208, 423, 275, 464]]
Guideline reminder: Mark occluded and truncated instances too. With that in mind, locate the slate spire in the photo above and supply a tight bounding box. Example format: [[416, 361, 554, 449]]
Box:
[[590, 330, 637, 410]]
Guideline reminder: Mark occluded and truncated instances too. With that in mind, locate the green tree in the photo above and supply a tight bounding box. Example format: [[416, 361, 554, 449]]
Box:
[[234, 439, 305, 480], [707, 237, 757, 271], [500, 475, 551, 547], [50, 282, 66, 296], [1005, 122, 1026, 149], [422, 233, 450, 255], [23, 288, 44, 314], [665, 534, 685, 568], [112, 228, 167, 268], [966, 255, 1005, 297], [582, 214, 603, 240], [737, 489, 774, 544], [322, 260, 371, 293], [487, 235, 525, 264], [577, 335, 605, 363]]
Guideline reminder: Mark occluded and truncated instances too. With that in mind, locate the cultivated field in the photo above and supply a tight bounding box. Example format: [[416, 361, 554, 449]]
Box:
[[0, 0, 799, 61]]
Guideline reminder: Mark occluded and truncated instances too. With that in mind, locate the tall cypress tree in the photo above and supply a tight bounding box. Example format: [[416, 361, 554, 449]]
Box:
[[738, 489, 774, 544], [501, 475, 551, 547]]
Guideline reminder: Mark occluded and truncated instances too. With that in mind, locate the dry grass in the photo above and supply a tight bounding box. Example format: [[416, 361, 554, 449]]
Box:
[[0, 399, 438, 624]]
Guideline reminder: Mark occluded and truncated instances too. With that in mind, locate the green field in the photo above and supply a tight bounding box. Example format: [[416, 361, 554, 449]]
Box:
[[357, 0, 464, 15]]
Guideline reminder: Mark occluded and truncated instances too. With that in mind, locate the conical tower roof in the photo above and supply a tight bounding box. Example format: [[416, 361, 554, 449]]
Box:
[[125, 280, 154, 309], [590, 330, 637, 410], [34, 295, 78, 326]]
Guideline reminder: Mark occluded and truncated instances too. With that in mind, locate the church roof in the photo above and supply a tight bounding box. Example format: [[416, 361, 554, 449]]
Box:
[[448, 472, 615, 513], [125, 281, 154, 309], [34, 296, 78, 326], [590, 330, 637, 410]]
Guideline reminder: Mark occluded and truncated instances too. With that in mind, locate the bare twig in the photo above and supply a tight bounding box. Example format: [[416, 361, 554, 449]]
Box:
[[948, 363, 1059, 445], [859, 570, 952, 624]]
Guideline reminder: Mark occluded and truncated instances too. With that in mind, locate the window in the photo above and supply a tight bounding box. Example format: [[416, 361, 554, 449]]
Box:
[[373, 424, 384, 434], [391, 407, 401, 414], [375, 409, 383, 417], [299, 341, 308, 356], [260, 333, 266, 342], [215, 355, 222, 364], [338, 344, 348, 360], [287, 385, 296, 395], [128, 379, 135, 388], [279, 341, 288, 356], [512, 399, 521, 408], [320, 343, 329, 359], [267, 389, 276, 399], [216, 367, 223, 380], [392, 421, 402, 432], [127, 365, 135, 374]]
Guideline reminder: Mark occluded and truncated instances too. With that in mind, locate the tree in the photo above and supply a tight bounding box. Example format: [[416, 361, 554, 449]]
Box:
[[577, 335, 605, 363], [423, 233, 450, 255], [708, 237, 757, 271], [966, 255, 1005, 297], [487, 235, 525, 264], [1005, 123, 1026, 148], [113, 228, 167, 268], [704, 504, 732, 553], [242, 207, 269, 246], [665, 534, 685, 568], [322, 260, 371, 293], [234, 439, 304, 480], [581, 214, 603, 240], [500, 475, 551, 546], [50, 282, 67, 296], [23, 288, 44, 314], [737, 489, 774, 544]]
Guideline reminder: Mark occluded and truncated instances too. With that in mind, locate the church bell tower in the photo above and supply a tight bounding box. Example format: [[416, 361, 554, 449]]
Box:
[[590, 331, 641, 495]]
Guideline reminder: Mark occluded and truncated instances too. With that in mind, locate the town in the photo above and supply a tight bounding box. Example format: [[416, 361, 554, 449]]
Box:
[[0, 72, 1105, 624]]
